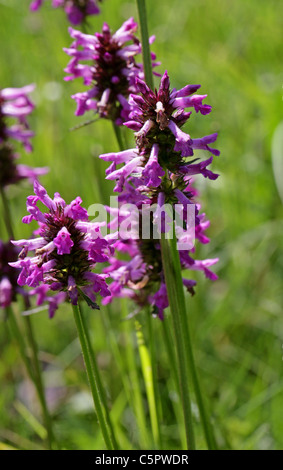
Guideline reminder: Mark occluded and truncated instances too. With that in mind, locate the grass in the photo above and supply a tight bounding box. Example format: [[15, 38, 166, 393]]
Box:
[[0, 0, 283, 450]]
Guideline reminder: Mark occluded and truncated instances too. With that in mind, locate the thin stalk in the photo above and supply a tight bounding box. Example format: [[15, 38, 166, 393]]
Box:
[[121, 300, 149, 448], [71, 303, 115, 450], [163, 232, 217, 450], [6, 306, 35, 384], [112, 122, 125, 152], [0, 186, 15, 239], [135, 320, 161, 449], [136, 0, 154, 89], [160, 234, 196, 450], [79, 303, 119, 449], [24, 316, 54, 450]]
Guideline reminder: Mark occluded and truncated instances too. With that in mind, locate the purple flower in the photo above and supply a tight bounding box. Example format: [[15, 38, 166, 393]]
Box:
[[64, 19, 160, 123], [98, 72, 220, 317], [10, 181, 113, 317], [30, 0, 101, 25], [0, 85, 35, 152], [0, 85, 48, 189], [100, 71, 219, 193]]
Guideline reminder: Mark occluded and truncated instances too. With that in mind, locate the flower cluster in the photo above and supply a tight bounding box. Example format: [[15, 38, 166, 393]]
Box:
[[0, 85, 47, 188], [30, 0, 101, 25], [10, 180, 113, 318], [99, 71, 219, 318], [64, 18, 160, 124]]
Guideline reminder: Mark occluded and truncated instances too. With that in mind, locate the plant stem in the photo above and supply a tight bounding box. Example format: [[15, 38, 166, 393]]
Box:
[[71, 303, 115, 450], [1, 188, 54, 449], [6, 306, 35, 384], [79, 303, 119, 449], [135, 319, 161, 449], [160, 234, 196, 450], [136, 0, 154, 89], [112, 122, 125, 152], [24, 315, 54, 450], [161, 232, 217, 450]]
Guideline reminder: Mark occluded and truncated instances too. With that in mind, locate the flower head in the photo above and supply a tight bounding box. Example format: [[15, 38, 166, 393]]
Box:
[[10, 181, 113, 317], [30, 0, 101, 25], [64, 19, 160, 123], [101, 71, 219, 193]]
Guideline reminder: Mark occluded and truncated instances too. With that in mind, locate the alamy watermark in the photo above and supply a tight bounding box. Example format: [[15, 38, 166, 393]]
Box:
[[88, 196, 196, 251]]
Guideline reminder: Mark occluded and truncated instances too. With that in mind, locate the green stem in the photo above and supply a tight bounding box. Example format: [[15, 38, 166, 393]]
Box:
[[135, 320, 161, 449], [112, 122, 125, 152], [160, 234, 196, 450], [71, 303, 115, 450], [79, 303, 119, 449], [136, 0, 154, 89], [6, 306, 35, 384], [162, 232, 217, 450], [0, 187, 15, 239], [168, 234, 217, 449], [24, 316, 54, 450]]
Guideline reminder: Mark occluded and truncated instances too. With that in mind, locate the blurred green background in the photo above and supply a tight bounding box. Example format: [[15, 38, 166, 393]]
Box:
[[0, 0, 283, 450]]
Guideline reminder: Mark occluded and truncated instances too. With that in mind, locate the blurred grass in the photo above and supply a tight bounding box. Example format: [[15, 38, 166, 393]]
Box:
[[0, 0, 283, 450]]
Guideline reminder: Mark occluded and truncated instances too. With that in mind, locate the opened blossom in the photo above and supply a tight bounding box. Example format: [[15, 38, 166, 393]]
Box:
[[64, 18, 160, 123], [100, 70, 219, 195], [30, 0, 101, 25], [10, 181, 113, 318]]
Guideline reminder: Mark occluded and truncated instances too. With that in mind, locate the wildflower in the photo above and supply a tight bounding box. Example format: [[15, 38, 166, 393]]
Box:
[[0, 85, 48, 188], [30, 0, 101, 25], [10, 181, 113, 317], [0, 84, 35, 152], [64, 18, 160, 123], [99, 72, 220, 318]]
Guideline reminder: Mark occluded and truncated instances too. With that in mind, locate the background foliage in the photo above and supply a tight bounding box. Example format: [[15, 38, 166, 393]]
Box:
[[0, 0, 282, 450]]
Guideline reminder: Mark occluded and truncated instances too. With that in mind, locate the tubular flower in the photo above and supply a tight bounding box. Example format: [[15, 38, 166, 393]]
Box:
[[64, 18, 160, 123], [30, 0, 101, 25], [0, 85, 48, 188], [10, 181, 113, 317]]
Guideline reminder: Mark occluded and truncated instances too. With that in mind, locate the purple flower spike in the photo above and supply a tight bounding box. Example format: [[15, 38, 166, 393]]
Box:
[[64, 18, 160, 123], [10, 182, 113, 317], [0, 84, 35, 151], [99, 71, 220, 317], [0, 85, 48, 189], [30, 1, 101, 25]]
